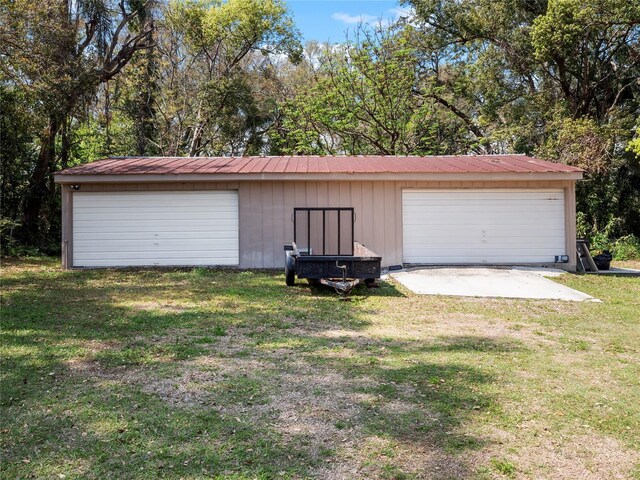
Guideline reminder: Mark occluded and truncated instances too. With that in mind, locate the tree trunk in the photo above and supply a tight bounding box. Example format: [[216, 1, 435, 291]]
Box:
[[188, 105, 206, 157], [21, 116, 60, 246]]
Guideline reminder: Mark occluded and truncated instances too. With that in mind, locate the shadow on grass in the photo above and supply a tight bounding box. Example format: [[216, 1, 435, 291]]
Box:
[[2, 262, 499, 478]]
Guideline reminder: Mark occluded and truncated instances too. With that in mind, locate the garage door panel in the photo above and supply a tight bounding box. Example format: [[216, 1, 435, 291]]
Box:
[[73, 191, 239, 267], [74, 239, 237, 250], [74, 223, 239, 234], [73, 232, 238, 242], [404, 229, 566, 237], [74, 192, 233, 205], [74, 215, 239, 224], [74, 250, 238, 260], [403, 219, 564, 226], [402, 189, 566, 264], [74, 257, 238, 267]]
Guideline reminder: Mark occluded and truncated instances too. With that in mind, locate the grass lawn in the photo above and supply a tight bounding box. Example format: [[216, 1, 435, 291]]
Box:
[[1, 258, 639, 479]]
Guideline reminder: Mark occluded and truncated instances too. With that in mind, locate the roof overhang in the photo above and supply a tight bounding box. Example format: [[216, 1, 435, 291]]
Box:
[[54, 171, 583, 184]]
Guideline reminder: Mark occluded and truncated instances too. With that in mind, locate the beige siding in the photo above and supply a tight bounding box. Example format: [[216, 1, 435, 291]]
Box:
[[61, 179, 577, 270], [565, 183, 577, 267], [61, 185, 72, 270], [236, 180, 575, 269]]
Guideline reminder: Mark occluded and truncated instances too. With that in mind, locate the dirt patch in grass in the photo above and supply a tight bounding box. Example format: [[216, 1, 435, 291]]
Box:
[[315, 312, 558, 350], [122, 300, 196, 313], [62, 310, 635, 479], [64, 331, 481, 479], [504, 431, 639, 479], [314, 434, 475, 480]]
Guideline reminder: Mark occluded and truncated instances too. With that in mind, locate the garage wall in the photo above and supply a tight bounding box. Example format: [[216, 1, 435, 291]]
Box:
[[63, 179, 576, 270], [238, 180, 576, 269]]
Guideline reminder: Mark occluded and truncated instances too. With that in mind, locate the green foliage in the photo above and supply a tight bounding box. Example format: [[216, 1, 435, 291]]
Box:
[[532, 0, 640, 63], [0, 219, 40, 256], [536, 116, 614, 174], [158, 0, 301, 156], [0, 86, 39, 253], [591, 231, 640, 261], [609, 235, 640, 261], [274, 25, 472, 155], [71, 115, 137, 164], [169, 0, 301, 61], [628, 127, 640, 156], [490, 458, 517, 477], [578, 215, 640, 260], [0, 0, 154, 249]]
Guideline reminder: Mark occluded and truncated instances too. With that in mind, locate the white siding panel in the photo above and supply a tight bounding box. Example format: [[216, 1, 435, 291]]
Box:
[[402, 189, 565, 264], [73, 191, 239, 267]]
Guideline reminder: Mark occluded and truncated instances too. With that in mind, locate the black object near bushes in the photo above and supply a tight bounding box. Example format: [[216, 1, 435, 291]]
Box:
[[593, 251, 613, 270]]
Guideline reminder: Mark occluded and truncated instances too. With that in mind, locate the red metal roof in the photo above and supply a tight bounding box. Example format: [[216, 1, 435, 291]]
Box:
[[57, 155, 582, 176]]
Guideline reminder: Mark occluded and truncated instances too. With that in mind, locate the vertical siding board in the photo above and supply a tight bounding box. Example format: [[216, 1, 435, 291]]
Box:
[[565, 183, 577, 270], [306, 182, 318, 207], [283, 183, 295, 248], [294, 181, 306, 206], [351, 182, 364, 244], [249, 182, 263, 267], [271, 182, 285, 268], [324, 182, 339, 254], [262, 182, 275, 268], [394, 182, 403, 266], [238, 183, 251, 268], [294, 182, 306, 250], [340, 182, 352, 253], [371, 181, 386, 263], [383, 182, 395, 265], [61, 185, 72, 269], [316, 182, 328, 254], [304, 182, 318, 253], [361, 181, 375, 253]]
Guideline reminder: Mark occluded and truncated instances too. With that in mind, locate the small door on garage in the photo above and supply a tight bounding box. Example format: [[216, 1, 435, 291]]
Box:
[[73, 191, 239, 267], [402, 189, 566, 264]]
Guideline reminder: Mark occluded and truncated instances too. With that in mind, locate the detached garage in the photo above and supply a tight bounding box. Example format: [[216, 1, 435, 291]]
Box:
[[54, 155, 582, 270]]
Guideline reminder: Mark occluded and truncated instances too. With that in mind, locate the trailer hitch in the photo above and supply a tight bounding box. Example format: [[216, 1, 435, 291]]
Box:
[[337, 262, 347, 283], [319, 262, 360, 298]]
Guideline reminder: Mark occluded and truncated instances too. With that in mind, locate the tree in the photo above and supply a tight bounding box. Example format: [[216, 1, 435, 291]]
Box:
[[156, 0, 301, 156], [0, 0, 154, 247], [274, 25, 473, 155]]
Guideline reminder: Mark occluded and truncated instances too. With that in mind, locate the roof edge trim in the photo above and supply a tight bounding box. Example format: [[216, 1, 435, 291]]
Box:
[[54, 171, 583, 184]]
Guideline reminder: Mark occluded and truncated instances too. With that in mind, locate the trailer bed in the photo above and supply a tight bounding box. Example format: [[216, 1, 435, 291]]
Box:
[[291, 242, 381, 280]]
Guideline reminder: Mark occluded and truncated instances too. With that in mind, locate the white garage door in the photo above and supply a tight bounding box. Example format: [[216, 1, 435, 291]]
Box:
[[402, 189, 566, 264], [73, 191, 239, 267]]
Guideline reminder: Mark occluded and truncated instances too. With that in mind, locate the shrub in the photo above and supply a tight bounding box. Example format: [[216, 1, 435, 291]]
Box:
[[609, 235, 640, 261], [0, 218, 41, 257], [577, 215, 640, 261]]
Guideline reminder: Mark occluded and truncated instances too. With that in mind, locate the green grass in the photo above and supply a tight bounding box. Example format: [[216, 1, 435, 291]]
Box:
[[1, 257, 639, 479]]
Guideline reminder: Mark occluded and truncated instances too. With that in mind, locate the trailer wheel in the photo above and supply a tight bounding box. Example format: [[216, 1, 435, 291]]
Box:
[[285, 253, 296, 286]]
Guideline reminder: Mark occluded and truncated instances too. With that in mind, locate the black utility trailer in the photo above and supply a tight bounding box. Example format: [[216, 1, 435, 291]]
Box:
[[284, 207, 382, 296]]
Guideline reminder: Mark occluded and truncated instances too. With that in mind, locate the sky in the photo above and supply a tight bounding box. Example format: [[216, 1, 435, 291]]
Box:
[[284, 0, 410, 43]]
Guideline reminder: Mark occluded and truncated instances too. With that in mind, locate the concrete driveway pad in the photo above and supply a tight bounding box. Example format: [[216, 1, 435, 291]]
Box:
[[390, 267, 599, 301]]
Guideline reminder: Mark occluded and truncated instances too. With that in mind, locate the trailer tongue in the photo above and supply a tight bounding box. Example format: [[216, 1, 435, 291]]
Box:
[[284, 207, 382, 296]]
